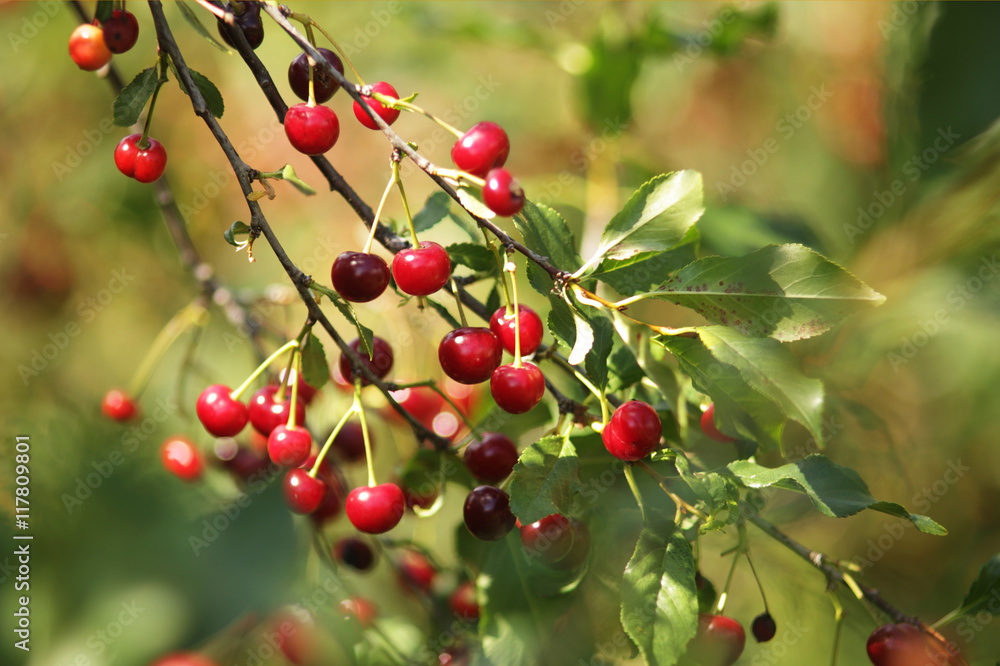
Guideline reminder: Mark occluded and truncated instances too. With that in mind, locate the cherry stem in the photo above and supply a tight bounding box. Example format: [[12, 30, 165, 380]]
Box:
[[309, 405, 354, 478], [395, 160, 418, 245], [431, 167, 486, 189], [506, 257, 523, 366], [139, 54, 170, 148], [570, 283, 698, 339], [451, 278, 469, 328], [828, 591, 844, 666], [637, 461, 709, 520], [716, 542, 742, 615], [371, 92, 463, 138], [230, 338, 300, 400], [393, 379, 479, 438], [481, 228, 512, 311], [362, 168, 396, 255], [194, 0, 228, 21], [544, 353, 609, 425], [127, 300, 207, 398], [285, 351, 301, 429], [744, 548, 770, 613], [298, 16, 365, 85], [623, 464, 647, 525], [355, 379, 377, 487]]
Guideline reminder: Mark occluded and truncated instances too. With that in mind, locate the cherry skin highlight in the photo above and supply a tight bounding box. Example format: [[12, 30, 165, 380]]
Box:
[[700, 403, 736, 442], [463, 485, 516, 541], [102, 388, 137, 421], [490, 362, 545, 414], [267, 424, 313, 467], [69, 24, 112, 71], [161, 436, 204, 481]]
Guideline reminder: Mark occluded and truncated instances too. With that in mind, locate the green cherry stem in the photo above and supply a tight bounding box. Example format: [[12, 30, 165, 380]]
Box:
[[828, 590, 844, 666], [355, 379, 377, 487], [392, 379, 478, 437], [230, 338, 300, 401], [370, 92, 463, 138], [395, 160, 419, 244], [544, 353, 609, 425], [450, 278, 469, 328], [309, 405, 355, 479], [302, 17, 365, 85], [506, 258, 523, 366], [481, 228, 512, 311], [744, 548, 770, 613], [362, 168, 396, 255], [623, 463, 647, 524], [285, 351, 302, 429], [139, 54, 170, 148], [127, 300, 208, 399]]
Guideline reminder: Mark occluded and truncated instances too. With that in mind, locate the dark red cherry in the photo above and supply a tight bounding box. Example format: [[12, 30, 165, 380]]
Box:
[[866, 623, 961, 666], [288, 47, 344, 103], [332, 251, 390, 302], [284, 103, 339, 155], [283, 468, 327, 514], [449, 581, 479, 621], [102, 388, 138, 421], [601, 400, 662, 461], [309, 470, 345, 525], [345, 483, 406, 534], [483, 168, 524, 217], [751, 613, 777, 643], [391, 241, 452, 297], [333, 536, 376, 571], [397, 549, 436, 593], [701, 403, 735, 443], [490, 362, 545, 414], [248, 385, 307, 437], [331, 422, 370, 463], [489, 305, 544, 356], [353, 81, 401, 129], [339, 336, 394, 386], [196, 384, 249, 437], [101, 9, 139, 54], [686, 614, 746, 666], [520, 514, 574, 562], [463, 432, 518, 483], [549, 518, 591, 571], [217, 2, 263, 50], [463, 485, 515, 541], [222, 446, 273, 484], [451, 122, 510, 178], [438, 327, 503, 385]]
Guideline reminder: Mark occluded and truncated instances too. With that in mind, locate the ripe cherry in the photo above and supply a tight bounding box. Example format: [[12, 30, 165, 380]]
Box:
[[114, 134, 141, 178], [283, 468, 327, 514], [463, 485, 516, 541], [217, 3, 263, 50], [449, 581, 479, 621], [334, 536, 376, 571], [700, 403, 735, 443], [387, 386, 446, 429], [133, 138, 168, 183], [398, 549, 436, 593], [161, 436, 203, 481], [332, 251, 390, 302], [267, 424, 312, 467], [391, 241, 452, 296], [483, 168, 525, 217], [339, 336, 394, 386], [150, 653, 219, 666], [331, 422, 370, 463], [69, 24, 112, 71], [248, 385, 307, 437], [196, 384, 249, 437], [520, 514, 574, 562], [272, 609, 316, 665], [602, 400, 662, 461], [451, 122, 510, 178], [101, 9, 139, 54], [102, 388, 137, 421], [439, 327, 503, 385], [284, 103, 339, 155], [489, 305, 544, 356], [222, 446, 272, 484], [463, 432, 518, 483], [346, 483, 406, 534], [751, 613, 776, 643], [686, 614, 746, 666], [550, 518, 591, 571], [353, 81, 401, 129], [309, 469, 345, 525], [866, 623, 960, 666], [288, 47, 344, 103], [339, 596, 376, 628], [490, 362, 545, 414]]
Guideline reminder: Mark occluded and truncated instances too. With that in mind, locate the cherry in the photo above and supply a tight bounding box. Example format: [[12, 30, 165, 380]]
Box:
[[339, 596, 376, 627], [248, 385, 307, 437], [520, 514, 574, 562], [69, 24, 112, 71], [451, 122, 510, 178], [334, 536, 376, 571], [331, 422, 370, 463], [217, 3, 263, 50], [284, 103, 339, 155], [489, 305, 544, 356], [397, 549, 436, 593], [439, 327, 503, 385], [309, 470, 345, 525], [161, 436, 203, 481], [463, 485, 516, 541], [403, 484, 437, 511], [267, 424, 313, 467], [700, 403, 735, 443], [196, 384, 249, 437], [101, 9, 139, 54], [288, 47, 345, 103], [150, 653, 219, 666], [449, 581, 479, 621], [550, 518, 591, 571], [353, 81, 401, 129], [101, 388, 137, 421], [339, 336, 394, 386], [277, 367, 319, 405], [391, 241, 452, 296], [272, 610, 315, 665], [222, 446, 272, 484], [283, 468, 327, 514], [751, 613, 776, 643], [490, 362, 545, 414], [438, 648, 470, 666], [332, 251, 391, 302], [601, 400, 662, 461], [346, 483, 406, 534], [463, 432, 518, 483], [483, 168, 525, 217], [686, 614, 746, 666], [133, 138, 168, 183], [114, 134, 141, 178], [866, 623, 961, 666], [387, 386, 446, 429]]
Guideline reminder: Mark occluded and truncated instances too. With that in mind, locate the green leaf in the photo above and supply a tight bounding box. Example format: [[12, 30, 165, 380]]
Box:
[[186, 68, 225, 119], [299, 332, 328, 390], [447, 243, 498, 275], [607, 343, 644, 393], [579, 171, 705, 278], [591, 225, 700, 297], [546, 293, 613, 388], [413, 191, 452, 234], [176, 0, 233, 53], [508, 435, 581, 524], [580, 31, 643, 131], [113, 67, 158, 127], [329, 299, 374, 361], [95, 0, 114, 23], [584, 314, 614, 390], [279, 164, 316, 196], [642, 244, 887, 341], [223, 221, 250, 247], [514, 201, 582, 295], [954, 554, 1000, 618], [566, 299, 595, 367], [727, 455, 947, 534], [620, 525, 698, 666]]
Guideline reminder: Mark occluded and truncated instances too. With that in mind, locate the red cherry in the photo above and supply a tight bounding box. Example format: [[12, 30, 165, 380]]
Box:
[[334, 536, 376, 571], [288, 47, 344, 103], [309, 469, 345, 525], [339, 596, 376, 627], [490, 362, 545, 414], [346, 483, 406, 534], [601, 400, 662, 461], [332, 251, 391, 302], [272, 610, 316, 665], [463, 485, 515, 541], [338, 336, 394, 386], [101, 9, 139, 54], [686, 614, 746, 666], [69, 24, 112, 71], [489, 305, 544, 356], [451, 122, 510, 178], [216, 2, 264, 50], [267, 424, 313, 467], [150, 653, 219, 666], [463, 432, 518, 483], [114, 134, 141, 178], [439, 327, 503, 385], [353, 81, 401, 129], [483, 168, 525, 217], [700, 403, 735, 442], [196, 384, 249, 437], [161, 436, 203, 481], [331, 422, 370, 463], [222, 446, 272, 484], [284, 103, 339, 155], [277, 367, 319, 405], [866, 623, 960, 666], [283, 468, 327, 514], [751, 613, 776, 643], [391, 241, 452, 296], [549, 518, 591, 571], [101, 388, 137, 421], [397, 549, 436, 593], [133, 137, 167, 183], [449, 581, 479, 621], [520, 514, 574, 562], [387, 386, 446, 429], [248, 385, 307, 437]]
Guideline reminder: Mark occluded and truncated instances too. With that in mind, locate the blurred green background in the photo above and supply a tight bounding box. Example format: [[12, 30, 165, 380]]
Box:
[[3, 1, 1000, 664]]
